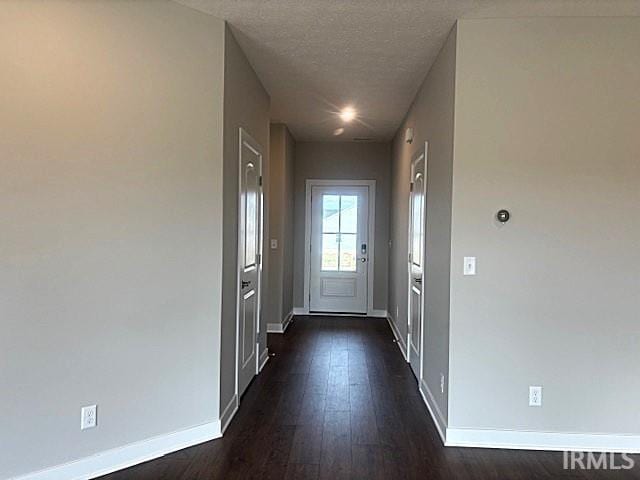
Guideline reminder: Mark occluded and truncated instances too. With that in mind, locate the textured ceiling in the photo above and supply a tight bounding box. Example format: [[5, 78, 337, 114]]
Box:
[[176, 0, 640, 141]]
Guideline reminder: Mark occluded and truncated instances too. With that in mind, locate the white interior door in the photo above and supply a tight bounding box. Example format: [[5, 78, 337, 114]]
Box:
[[309, 185, 369, 313], [408, 147, 426, 379], [237, 129, 263, 397]]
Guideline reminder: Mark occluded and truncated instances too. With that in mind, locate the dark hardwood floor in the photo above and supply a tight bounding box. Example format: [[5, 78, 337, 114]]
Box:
[[100, 316, 639, 479]]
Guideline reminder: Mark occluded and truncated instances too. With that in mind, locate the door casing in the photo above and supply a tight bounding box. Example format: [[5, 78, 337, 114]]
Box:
[[302, 179, 376, 316]]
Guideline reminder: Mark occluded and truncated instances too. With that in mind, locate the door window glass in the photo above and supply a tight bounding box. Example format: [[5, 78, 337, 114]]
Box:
[[321, 194, 358, 272], [322, 195, 340, 232], [321, 234, 339, 270], [411, 175, 424, 267], [339, 233, 357, 271], [340, 195, 358, 233], [245, 164, 257, 267]]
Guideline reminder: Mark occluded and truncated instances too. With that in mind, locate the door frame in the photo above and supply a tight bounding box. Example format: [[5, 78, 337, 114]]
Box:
[[407, 142, 428, 381], [302, 179, 376, 316], [234, 127, 264, 400]]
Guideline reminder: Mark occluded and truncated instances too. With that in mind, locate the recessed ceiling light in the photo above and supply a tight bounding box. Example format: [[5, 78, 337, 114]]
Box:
[[333, 127, 345, 136], [339, 106, 356, 123]]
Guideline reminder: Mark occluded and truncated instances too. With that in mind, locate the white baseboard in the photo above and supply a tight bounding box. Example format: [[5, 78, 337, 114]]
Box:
[[259, 348, 269, 372], [220, 394, 239, 435], [386, 314, 407, 360], [266, 311, 293, 333], [445, 427, 640, 453], [292, 308, 386, 319], [419, 379, 447, 444], [12, 421, 221, 480]]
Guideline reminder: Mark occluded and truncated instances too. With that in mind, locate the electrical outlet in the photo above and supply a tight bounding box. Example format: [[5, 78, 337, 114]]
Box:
[[81, 405, 97, 430], [270, 239, 278, 249], [529, 386, 542, 407], [440, 374, 445, 394]]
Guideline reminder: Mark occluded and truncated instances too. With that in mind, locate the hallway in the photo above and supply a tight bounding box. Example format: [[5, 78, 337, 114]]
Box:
[[97, 317, 633, 480]]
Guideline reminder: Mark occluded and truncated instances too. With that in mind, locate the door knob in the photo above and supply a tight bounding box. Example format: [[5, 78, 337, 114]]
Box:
[[242, 280, 251, 288]]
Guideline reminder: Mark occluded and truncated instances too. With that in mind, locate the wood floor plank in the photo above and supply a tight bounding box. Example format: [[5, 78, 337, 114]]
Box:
[[319, 409, 351, 480], [288, 422, 324, 465], [284, 463, 320, 480], [352, 444, 386, 480]]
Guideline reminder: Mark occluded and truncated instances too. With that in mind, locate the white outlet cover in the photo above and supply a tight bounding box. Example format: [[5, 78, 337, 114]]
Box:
[[270, 239, 278, 249], [529, 386, 542, 407], [81, 405, 97, 430]]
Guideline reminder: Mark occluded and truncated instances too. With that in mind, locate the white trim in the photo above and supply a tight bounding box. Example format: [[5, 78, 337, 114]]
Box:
[[386, 314, 408, 360], [290, 309, 385, 319], [445, 427, 640, 453], [259, 348, 270, 371], [266, 310, 293, 333], [303, 179, 377, 316], [12, 422, 221, 480], [420, 142, 429, 384], [294, 312, 365, 318], [220, 394, 239, 435], [419, 379, 447, 444]]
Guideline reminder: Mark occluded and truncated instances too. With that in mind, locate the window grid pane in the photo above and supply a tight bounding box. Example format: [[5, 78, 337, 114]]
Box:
[[339, 195, 358, 234], [322, 195, 340, 233], [321, 233, 339, 271], [339, 233, 357, 271]]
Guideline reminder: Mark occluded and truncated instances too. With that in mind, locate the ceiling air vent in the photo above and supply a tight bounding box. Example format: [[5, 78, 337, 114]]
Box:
[[353, 137, 373, 142]]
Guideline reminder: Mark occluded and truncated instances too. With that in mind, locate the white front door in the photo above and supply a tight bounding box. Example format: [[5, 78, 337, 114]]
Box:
[[408, 147, 426, 379], [309, 185, 369, 313], [237, 128, 263, 397]]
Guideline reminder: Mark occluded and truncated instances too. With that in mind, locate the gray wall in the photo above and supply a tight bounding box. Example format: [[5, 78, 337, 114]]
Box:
[[282, 130, 296, 319], [388, 27, 457, 423], [268, 124, 296, 327], [220, 25, 271, 412], [449, 18, 640, 433], [0, 2, 225, 478], [293, 142, 391, 311]]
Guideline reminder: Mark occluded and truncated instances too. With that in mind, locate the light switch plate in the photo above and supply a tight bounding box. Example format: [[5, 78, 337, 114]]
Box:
[[463, 257, 476, 275], [270, 239, 278, 250]]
